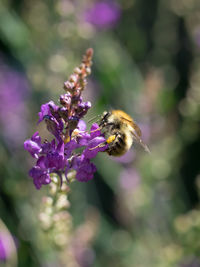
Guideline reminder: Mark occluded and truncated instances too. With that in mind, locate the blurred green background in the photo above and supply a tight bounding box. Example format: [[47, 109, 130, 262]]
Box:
[[0, 0, 200, 266]]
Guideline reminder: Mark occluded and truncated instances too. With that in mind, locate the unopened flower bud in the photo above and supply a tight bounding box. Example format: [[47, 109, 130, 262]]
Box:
[[63, 81, 74, 91], [74, 67, 82, 74], [39, 212, 52, 230], [49, 182, 57, 195], [85, 67, 91, 75], [42, 196, 53, 206], [79, 63, 85, 71], [56, 194, 70, 210], [52, 175, 59, 184], [60, 93, 71, 107], [86, 48, 93, 59], [69, 74, 78, 83]]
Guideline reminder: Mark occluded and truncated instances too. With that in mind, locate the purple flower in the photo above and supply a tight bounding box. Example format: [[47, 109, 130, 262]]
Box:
[[85, 1, 121, 29], [26, 136, 65, 189], [38, 101, 64, 141], [0, 238, 6, 261], [24, 132, 41, 158], [64, 124, 108, 182], [45, 141, 65, 170], [38, 101, 59, 123], [25, 122, 107, 188], [77, 120, 87, 131], [70, 155, 97, 182], [83, 136, 108, 159], [0, 223, 17, 263], [29, 166, 51, 190], [24, 48, 108, 189]]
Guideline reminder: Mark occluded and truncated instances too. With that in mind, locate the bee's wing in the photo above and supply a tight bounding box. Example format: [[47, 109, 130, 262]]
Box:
[[120, 117, 142, 137], [132, 132, 151, 153], [125, 119, 150, 153], [120, 116, 150, 153]]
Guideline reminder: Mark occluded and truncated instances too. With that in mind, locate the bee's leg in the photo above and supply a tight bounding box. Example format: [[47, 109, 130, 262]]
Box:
[[90, 122, 115, 134], [88, 134, 116, 151], [106, 135, 116, 144], [90, 127, 102, 133], [88, 141, 107, 150], [104, 134, 118, 155], [106, 132, 125, 155]]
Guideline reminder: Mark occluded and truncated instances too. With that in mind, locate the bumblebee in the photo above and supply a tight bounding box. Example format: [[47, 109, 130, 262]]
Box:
[[99, 110, 150, 156]]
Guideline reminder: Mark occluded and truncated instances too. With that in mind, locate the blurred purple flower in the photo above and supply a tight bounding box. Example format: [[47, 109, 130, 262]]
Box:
[[0, 228, 16, 263], [0, 60, 29, 147], [85, 1, 121, 29], [0, 237, 6, 261], [120, 167, 140, 191]]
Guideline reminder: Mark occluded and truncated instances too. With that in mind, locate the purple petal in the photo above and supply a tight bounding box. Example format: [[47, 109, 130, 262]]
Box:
[[24, 139, 41, 158], [57, 141, 64, 155], [76, 168, 95, 182], [38, 101, 59, 123], [64, 139, 80, 158], [60, 93, 71, 107], [77, 132, 91, 146], [90, 123, 101, 138], [41, 140, 55, 154], [83, 136, 108, 159], [44, 115, 63, 141], [43, 141, 65, 170], [38, 102, 51, 123], [31, 131, 41, 145], [29, 166, 51, 189], [72, 155, 97, 182], [76, 101, 92, 118], [77, 120, 87, 131], [45, 152, 64, 170], [36, 156, 46, 168]]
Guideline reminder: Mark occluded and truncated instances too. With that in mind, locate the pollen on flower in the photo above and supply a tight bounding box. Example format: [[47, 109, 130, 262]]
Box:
[[24, 49, 107, 189], [64, 136, 71, 144]]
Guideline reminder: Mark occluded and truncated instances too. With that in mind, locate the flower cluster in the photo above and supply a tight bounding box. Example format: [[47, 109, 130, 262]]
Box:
[[24, 49, 107, 189]]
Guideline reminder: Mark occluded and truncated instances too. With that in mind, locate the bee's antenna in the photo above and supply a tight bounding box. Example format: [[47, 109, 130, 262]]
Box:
[[89, 142, 106, 150], [87, 114, 101, 123]]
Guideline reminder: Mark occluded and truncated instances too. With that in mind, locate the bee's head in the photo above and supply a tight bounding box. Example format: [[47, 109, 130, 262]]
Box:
[[99, 111, 111, 127], [102, 111, 111, 119]]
